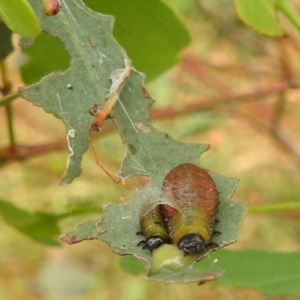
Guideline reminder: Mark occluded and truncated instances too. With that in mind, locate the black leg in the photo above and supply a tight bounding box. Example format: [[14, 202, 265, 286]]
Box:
[[212, 230, 222, 236], [137, 240, 146, 247]]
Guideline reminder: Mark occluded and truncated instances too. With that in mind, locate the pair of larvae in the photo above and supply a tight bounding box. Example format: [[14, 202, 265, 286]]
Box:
[[138, 163, 220, 256]]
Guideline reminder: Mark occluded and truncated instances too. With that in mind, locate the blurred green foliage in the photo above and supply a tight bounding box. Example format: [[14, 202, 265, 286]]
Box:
[[1, 0, 300, 298], [0, 0, 40, 36]]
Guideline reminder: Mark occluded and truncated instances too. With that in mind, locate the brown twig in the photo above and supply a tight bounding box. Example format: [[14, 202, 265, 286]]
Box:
[[272, 91, 287, 131], [238, 108, 300, 168], [271, 39, 291, 131], [0, 81, 290, 165], [270, 129, 300, 168], [181, 56, 233, 96], [0, 125, 113, 167], [151, 81, 289, 118]]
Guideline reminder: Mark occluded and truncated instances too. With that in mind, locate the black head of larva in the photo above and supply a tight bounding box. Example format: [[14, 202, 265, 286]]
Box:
[[137, 235, 165, 251], [178, 233, 206, 255]]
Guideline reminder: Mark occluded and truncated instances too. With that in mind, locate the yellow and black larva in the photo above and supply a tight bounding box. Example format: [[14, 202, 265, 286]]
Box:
[[138, 163, 220, 255], [161, 163, 220, 255], [137, 204, 170, 251]]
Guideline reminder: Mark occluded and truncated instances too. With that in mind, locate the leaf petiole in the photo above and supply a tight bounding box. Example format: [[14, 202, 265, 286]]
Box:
[[275, 0, 300, 32]]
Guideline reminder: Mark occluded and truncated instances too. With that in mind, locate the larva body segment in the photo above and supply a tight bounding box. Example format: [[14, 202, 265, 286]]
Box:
[[162, 163, 219, 255], [138, 204, 170, 251]]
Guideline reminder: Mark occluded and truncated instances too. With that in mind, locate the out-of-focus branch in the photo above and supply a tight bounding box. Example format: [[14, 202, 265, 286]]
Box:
[[151, 81, 289, 118], [272, 91, 286, 131], [1, 61, 16, 153], [271, 39, 293, 131], [181, 56, 233, 96], [0, 124, 114, 167], [239, 108, 300, 169], [0, 81, 290, 165]]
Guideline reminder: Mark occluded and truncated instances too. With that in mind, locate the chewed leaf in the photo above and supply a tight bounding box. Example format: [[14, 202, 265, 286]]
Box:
[[19, 0, 192, 185], [111, 71, 209, 185], [57, 51, 247, 283], [20, 0, 247, 284], [19, 0, 130, 185], [62, 174, 247, 283]]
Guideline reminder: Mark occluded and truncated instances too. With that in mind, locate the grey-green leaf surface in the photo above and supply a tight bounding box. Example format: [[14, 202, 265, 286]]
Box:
[[62, 174, 246, 283], [19, 0, 129, 185], [196, 249, 300, 295], [233, 0, 284, 36], [19, 0, 246, 283], [0, 20, 13, 61], [83, 0, 191, 81], [0, 198, 61, 246], [19, 0, 190, 86], [18, 0, 190, 185]]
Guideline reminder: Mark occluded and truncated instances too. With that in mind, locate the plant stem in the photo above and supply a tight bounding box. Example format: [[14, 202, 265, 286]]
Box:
[[0, 60, 16, 151], [248, 202, 300, 213], [6, 104, 16, 150], [272, 91, 286, 131], [275, 0, 300, 32], [0, 92, 18, 107], [151, 81, 289, 118]]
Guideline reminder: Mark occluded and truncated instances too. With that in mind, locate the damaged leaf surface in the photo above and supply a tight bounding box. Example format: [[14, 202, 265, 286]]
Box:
[[19, 0, 247, 283]]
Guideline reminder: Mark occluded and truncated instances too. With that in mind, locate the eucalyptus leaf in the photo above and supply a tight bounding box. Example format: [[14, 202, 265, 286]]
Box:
[[196, 249, 300, 295], [62, 174, 246, 283], [19, 0, 129, 185], [19, 0, 246, 283], [83, 0, 191, 81], [0, 0, 40, 37], [120, 256, 145, 275], [233, 0, 284, 36], [0, 199, 61, 246]]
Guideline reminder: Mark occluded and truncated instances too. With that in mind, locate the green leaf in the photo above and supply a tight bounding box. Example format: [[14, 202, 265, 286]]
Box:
[[0, 199, 61, 246], [66, 141, 243, 283], [0, 0, 40, 37], [62, 174, 246, 283], [83, 0, 191, 81], [19, 0, 133, 185], [233, 0, 284, 36], [0, 20, 13, 61], [20, 0, 246, 283], [21, 32, 71, 84], [120, 256, 145, 275], [196, 249, 300, 295]]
